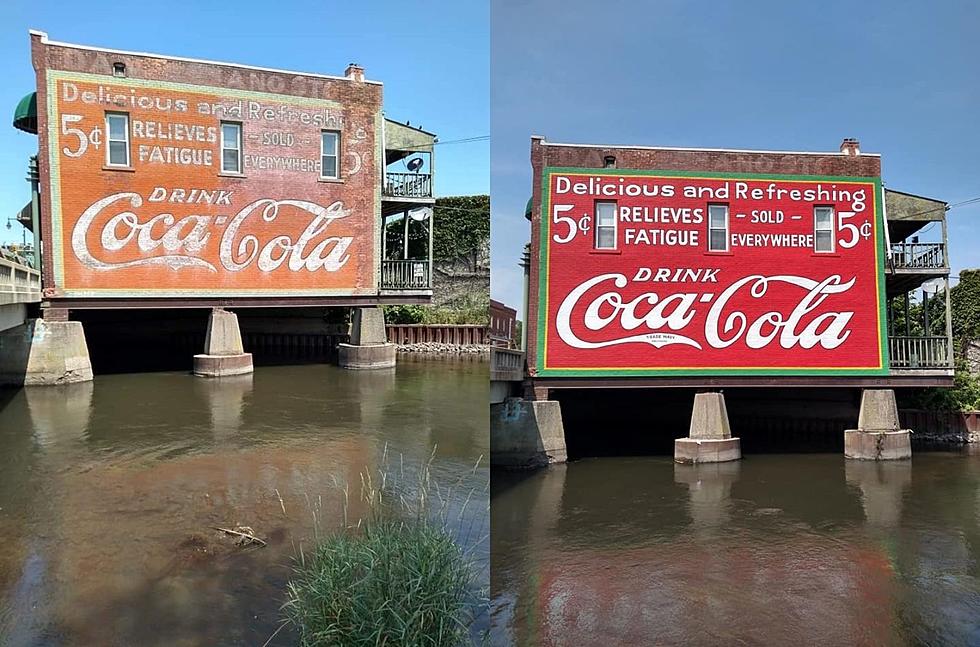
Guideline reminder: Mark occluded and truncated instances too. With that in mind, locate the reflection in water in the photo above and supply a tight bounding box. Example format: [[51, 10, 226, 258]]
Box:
[[0, 360, 488, 646], [492, 454, 980, 646]]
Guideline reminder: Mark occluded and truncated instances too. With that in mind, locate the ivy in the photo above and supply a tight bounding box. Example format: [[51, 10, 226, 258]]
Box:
[[432, 195, 490, 262]]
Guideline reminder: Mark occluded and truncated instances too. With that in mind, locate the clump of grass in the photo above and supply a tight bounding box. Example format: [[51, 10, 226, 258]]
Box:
[[283, 520, 475, 646], [282, 448, 488, 646]]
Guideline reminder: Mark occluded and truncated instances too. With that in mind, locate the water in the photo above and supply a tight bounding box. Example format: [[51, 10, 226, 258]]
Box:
[[0, 358, 489, 646], [491, 453, 980, 646]]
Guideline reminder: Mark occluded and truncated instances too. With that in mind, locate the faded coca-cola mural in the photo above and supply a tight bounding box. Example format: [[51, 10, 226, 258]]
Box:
[[537, 169, 887, 375], [44, 70, 379, 297]]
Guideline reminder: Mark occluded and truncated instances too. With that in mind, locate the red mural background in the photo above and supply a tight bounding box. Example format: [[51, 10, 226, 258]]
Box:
[[538, 170, 886, 375]]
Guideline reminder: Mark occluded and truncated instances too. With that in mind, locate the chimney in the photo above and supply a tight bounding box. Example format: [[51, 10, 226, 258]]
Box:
[[840, 138, 861, 156], [345, 63, 365, 82]]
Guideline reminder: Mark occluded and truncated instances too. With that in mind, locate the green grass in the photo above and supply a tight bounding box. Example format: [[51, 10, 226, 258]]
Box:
[[283, 520, 476, 646], [281, 450, 488, 646]]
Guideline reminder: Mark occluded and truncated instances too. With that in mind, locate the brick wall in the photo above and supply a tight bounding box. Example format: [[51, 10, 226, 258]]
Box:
[[31, 32, 383, 302]]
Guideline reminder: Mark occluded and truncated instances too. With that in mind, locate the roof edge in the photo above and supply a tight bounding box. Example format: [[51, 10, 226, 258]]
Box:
[[884, 187, 947, 205], [535, 137, 882, 158], [29, 30, 383, 87]]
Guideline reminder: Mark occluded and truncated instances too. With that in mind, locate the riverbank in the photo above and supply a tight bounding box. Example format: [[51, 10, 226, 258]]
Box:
[[397, 342, 490, 355]]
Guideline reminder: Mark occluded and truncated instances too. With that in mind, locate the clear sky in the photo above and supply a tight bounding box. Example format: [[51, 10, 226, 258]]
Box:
[[491, 0, 980, 320], [0, 0, 488, 245]]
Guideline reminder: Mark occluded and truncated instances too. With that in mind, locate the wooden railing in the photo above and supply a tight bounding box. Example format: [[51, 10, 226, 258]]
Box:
[[386, 324, 488, 345], [490, 347, 524, 382], [0, 253, 40, 305], [889, 336, 951, 369], [383, 172, 432, 199], [381, 260, 431, 290], [891, 242, 946, 270]]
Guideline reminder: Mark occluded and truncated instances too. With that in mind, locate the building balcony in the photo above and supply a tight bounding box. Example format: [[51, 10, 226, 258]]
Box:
[[889, 336, 952, 370], [889, 242, 946, 271], [383, 172, 432, 200], [381, 259, 431, 291]]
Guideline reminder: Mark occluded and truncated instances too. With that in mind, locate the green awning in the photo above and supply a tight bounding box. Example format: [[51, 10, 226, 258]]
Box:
[[524, 197, 533, 221], [13, 92, 37, 134]]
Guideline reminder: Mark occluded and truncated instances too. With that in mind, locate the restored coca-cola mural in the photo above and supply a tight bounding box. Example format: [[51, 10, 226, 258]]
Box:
[[43, 70, 379, 298], [537, 169, 887, 376]]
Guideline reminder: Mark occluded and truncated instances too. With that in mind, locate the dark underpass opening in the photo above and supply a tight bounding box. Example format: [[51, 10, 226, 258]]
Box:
[[554, 387, 866, 459], [75, 308, 348, 374]]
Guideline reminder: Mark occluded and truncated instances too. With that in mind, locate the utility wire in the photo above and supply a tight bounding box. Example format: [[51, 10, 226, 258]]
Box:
[[385, 135, 488, 153]]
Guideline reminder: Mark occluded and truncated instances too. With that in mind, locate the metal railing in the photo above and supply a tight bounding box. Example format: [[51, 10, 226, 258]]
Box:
[[381, 259, 431, 290], [890, 242, 946, 270], [383, 172, 432, 199], [889, 336, 951, 369], [491, 347, 525, 382]]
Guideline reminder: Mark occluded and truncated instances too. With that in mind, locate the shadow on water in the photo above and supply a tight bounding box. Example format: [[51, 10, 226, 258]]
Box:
[[0, 359, 489, 646], [557, 387, 866, 459], [491, 451, 980, 646]]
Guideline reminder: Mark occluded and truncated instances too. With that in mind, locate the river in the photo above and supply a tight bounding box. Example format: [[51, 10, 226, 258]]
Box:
[[491, 453, 980, 646], [0, 358, 489, 646]]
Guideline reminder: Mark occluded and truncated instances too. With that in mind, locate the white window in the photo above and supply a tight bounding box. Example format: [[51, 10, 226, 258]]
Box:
[[221, 122, 242, 174], [708, 204, 729, 252], [321, 131, 339, 179], [814, 206, 835, 252], [595, 201, 617, 249], [105, 113, 130, 167]]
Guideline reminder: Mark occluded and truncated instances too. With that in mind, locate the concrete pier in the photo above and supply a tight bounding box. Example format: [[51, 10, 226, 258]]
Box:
[[844, 389, 912, 460], [0, 317, 93, 386], [338, 307, 396, 369], [490, 397, 567, 468], [675, 392, 741, 464], [193, 308, 253, 377]]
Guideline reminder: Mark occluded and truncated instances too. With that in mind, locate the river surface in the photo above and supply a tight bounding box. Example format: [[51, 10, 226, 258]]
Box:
[[0, 358, 489, 646], [491, 453, 980, 646]]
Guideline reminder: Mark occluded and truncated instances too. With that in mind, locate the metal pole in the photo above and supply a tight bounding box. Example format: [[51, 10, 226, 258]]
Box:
[[945, 276, 954, 367], [403, 210, 409, 259], [905, 292, 910, 337], [923, 289, 929, 335], [28, 156, 40, 271]]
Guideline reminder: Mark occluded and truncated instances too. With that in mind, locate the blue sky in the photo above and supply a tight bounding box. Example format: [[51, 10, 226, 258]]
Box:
[[491, 0, 980, 319], [0, 0, 488, 245]]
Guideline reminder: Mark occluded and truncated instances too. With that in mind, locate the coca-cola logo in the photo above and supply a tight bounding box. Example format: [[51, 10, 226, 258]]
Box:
[[556, 273, 856, 352], [70, 190, 353, 273]]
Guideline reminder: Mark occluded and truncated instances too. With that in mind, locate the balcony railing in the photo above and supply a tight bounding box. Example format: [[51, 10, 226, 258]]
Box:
[[890, 242, 946, 270], [383, 172, 432, 199], [889, 336, 951, 369], [381, 259, 431, 290]]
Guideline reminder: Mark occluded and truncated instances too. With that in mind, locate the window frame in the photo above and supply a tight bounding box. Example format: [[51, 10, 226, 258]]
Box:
[[593, 200, 618, 250], [813, 205, 836, 254], [104, 112, 131, 168], [707, 203, 730, 253], [320, 130, 341, 180], [220, 121, 243, 175]]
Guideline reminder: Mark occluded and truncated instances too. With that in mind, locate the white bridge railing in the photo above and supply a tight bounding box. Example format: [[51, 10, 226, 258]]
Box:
[[0, 252, 40, 305]]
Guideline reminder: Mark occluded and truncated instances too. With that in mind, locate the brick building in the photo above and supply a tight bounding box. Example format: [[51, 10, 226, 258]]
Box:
[[506, 135, 952, 464], [6, 31, 439, 381]]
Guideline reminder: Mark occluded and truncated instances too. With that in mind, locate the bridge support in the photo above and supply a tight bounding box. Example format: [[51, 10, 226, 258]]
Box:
[[193, 308, 253, 377], [844, 389, 911, 460], [338, 307, 396, 369], [0, 315, 93, 386], [675, 392, 741, 464], [490, 396, 567, 468]]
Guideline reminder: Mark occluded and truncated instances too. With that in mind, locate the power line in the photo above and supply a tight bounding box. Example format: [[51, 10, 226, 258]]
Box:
[[385, 135, 488, 153]]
